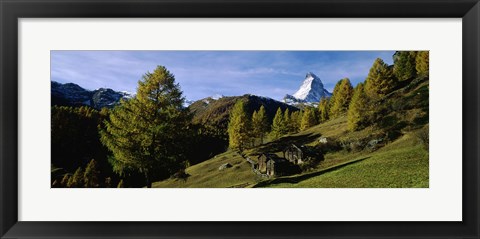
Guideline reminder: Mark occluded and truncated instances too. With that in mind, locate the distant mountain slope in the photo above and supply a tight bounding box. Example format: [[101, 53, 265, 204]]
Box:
[[51, 81, 133, 109], [284, 72, 332, 105], [189, 94, 299, 133]]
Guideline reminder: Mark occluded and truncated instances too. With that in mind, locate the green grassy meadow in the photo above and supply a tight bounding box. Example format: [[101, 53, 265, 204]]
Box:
[[260, 133, 429, 188], [153, 114, 429, 188], [153, 150, 257, 188]]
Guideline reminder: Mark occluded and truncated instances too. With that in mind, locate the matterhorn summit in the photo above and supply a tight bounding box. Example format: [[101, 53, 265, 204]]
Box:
[[283, 72, 332, 105]]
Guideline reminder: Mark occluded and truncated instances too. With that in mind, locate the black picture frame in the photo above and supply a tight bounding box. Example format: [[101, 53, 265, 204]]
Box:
[[1, 0, 479, 238]]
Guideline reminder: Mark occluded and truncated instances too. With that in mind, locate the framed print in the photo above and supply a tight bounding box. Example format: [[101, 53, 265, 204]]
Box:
[[1, 0, 479, 238]]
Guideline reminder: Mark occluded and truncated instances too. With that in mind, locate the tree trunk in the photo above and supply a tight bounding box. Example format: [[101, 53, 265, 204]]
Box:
[[145, 171, 152, 188]]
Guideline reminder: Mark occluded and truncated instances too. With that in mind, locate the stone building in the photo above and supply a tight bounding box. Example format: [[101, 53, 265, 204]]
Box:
[[283, 144, 322, 164], [283, 144, 305, 164], [257, 153, 289, 176]]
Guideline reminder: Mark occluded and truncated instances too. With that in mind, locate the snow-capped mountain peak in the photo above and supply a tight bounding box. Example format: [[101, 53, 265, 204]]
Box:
[[292, 72, 324, 100], [284, 72, 331, 104]]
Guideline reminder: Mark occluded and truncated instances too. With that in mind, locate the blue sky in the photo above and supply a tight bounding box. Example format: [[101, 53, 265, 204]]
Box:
[[51, 51, 394, 101]]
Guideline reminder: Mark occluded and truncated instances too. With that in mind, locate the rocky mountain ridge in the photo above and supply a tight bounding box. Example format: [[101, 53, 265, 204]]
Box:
[[51, 81, 134, 109]]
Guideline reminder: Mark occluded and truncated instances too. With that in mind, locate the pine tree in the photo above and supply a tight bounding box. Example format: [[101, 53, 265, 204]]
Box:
[[283, 108, 292, 133], [252, 105, 269, 144], [301, 108, 317, 131], [67, 167, 84, 188], [318, 97, 329, 122], [365, 58, 396, 99], [416, 51, 429, 77], [329, 78, 354, 118], [84, 159, 100, 188], [100, 66, 191, 188], [228, 100, 251, 152], [271, 107, 286, 140], [393, 51, 418, 81], [251, 110, 259, 146], [51, 105, 105, 173], [347, 83, 369, 131], [297, 110, 304, 130], [290, 111, 301, 133], [258, 105, 269, 141], [60, 174, 71, 188]]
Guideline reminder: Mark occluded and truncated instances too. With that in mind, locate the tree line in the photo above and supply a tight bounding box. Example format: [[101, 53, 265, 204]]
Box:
[[227, 102, 320, 152], [52, 51, 428, 188], [318, 51, 429, 131], [227, 50, 429, 152]]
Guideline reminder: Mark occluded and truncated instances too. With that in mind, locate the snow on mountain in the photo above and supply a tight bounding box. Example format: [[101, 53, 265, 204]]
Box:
[[91, 88, 134, 109], [211, 94, 224, 100], [183, 99, 195, 108], [283, 72, 332, 105], [51, 81, 134, 109], [120, 91, 135, 99], [184, 94, 225, 108]]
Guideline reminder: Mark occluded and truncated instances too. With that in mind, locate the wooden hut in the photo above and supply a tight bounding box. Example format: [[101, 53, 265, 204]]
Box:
[[283, 144, 304, 164], [284, 144, 322, 165], [266, 157, 289, 176], [257, 153, 288, 176]]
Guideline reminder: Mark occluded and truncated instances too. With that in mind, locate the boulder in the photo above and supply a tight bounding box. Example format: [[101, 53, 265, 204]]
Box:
[[366, 138, 384, 151], [218, 163, 232, 170], [318, 137, 328, 144]]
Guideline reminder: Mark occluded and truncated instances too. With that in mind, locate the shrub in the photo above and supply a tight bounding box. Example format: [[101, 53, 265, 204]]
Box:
[[104, 177, 112, 188], [300, 150, 325, 172], [172, 169, 190, 182], [339, 138, 365, 152]]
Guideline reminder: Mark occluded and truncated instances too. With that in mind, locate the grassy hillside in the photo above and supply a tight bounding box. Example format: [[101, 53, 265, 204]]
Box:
[[152, 116, 350, 188], [153, 117, 428, 188], [255, 132, 428, 188], [154, 77, 429, 188], [153, 150, 258, 188]]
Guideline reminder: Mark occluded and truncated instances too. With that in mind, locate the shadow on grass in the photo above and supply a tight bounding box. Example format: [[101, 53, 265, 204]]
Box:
[[253, 156, 371, 188], [172, 172, 191, 183], [252, 133, 320, 155]]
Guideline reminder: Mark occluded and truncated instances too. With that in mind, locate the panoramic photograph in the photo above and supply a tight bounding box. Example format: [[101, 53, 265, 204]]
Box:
[[50, 51, 429, 188]]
